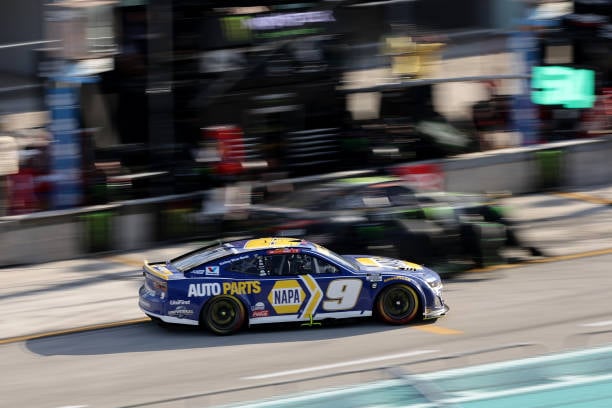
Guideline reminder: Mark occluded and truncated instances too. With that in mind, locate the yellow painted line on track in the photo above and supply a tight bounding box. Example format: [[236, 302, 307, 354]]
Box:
[[414, 325, 463, 335], [527, 247, 612, 263], [0, 317, 151, 346], [467, 247, 612, 274], [106, 256, 144, 268], [554, 192, 612, 205]]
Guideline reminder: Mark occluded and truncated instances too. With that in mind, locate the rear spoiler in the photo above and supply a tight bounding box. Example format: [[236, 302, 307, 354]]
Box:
[[143, 260, 173, 280]]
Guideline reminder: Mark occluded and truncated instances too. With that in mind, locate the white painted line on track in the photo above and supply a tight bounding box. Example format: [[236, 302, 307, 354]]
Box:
[[420, 344, 612, 380], [440, 373, 612, 405], [242, 349, 438, 380], [55, 406, 88, 408], [582, 320, 612, 327], [235, 379, 405, 408]]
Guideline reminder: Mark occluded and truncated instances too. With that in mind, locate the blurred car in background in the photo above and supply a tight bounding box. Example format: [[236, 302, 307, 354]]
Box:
[[236, 176, 539, 273]]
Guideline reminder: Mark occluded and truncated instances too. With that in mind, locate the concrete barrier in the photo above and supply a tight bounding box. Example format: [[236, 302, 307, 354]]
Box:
[[0, 206, 117, 265], [0, 136, 610, 266], [114, 211, 155, 251], [0, 194, 202, 266], [563, 137, 612, 188], [442, 149, 538, 194], [440, 136, 612, 194]]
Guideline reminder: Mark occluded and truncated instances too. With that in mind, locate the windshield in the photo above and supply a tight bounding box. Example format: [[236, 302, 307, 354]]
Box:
[[314, 243, 359, 270]]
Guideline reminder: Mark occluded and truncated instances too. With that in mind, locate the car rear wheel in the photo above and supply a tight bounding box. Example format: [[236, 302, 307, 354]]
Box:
[[202, 295, 246, 335], [376, 284, 420, 325]]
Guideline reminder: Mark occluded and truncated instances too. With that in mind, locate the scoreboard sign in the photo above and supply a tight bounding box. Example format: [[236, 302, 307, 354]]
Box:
[[531, 66, 596, 109]]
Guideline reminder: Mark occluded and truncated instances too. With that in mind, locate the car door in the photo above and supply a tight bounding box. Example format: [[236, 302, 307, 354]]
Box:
[[287, 252, 373, 320], [230, 250, 373, 324], [231, 251, 306, 323]]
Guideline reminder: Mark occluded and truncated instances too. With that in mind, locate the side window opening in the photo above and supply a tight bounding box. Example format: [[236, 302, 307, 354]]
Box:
[[269, 255, 286, 276], [314, 257, 339, 275], [287, 253, 339, 275], [290, 253, 314, 275], [232, 253, 341, 277], [227, 255, 266, 276]]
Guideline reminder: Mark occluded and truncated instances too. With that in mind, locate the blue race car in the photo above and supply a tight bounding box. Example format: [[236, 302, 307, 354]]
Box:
[[139, 237, 448, 335]]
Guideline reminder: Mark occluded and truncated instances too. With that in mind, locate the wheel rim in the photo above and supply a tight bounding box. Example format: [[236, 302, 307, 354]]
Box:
[[209, 298, 238, 329], [382, 286, 416, 320]]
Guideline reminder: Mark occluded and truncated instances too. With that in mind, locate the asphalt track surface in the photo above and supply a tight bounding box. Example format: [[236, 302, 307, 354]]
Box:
[[1, 186, 611, 408]]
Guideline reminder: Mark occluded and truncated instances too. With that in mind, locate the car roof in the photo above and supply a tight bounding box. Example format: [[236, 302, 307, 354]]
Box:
[[229, 237, 318, 251], [170, 237, 321, 271]]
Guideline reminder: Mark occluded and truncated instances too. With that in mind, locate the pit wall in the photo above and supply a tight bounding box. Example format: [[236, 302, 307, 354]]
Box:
[[1, 136, 610, 266]]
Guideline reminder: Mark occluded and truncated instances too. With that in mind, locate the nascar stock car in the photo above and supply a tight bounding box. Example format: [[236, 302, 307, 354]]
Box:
[[139, 237, 448, 335]]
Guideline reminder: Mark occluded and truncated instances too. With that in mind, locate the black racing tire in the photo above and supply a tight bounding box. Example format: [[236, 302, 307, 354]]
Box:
[[202, 295, 246, 335], [376, 284, 421, 325]]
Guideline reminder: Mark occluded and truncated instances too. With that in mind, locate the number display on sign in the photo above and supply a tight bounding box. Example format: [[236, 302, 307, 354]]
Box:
[[532, 66, 595, 109], [322, 279, 363, 311]]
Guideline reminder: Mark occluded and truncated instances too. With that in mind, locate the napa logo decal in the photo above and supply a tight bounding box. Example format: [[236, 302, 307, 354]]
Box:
[[268, 280, 306, 314]]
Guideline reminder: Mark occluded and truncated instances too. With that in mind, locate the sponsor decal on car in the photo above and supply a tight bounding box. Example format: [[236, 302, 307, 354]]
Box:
[[168, 306, 194, 317], [252, 310, 270, 318], [170, 299, 190, 305], [188, 283, 222, 297], [219, 255, 249, 265], [205, 266, 220, 276], [223, 281, 261, 295], [251, 301, 266, 311], [366, 273, 382, 282], [268, 280, 306, 314], [383, 276, 413, 283], [187, 281, 261, 297], [267, 248, 300, 254], [245, 237, 303, 249], [139, 299, 152, 309]]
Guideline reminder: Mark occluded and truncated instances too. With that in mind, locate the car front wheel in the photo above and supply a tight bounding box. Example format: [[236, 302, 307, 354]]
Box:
[[376, 284, 420, 324], [202, 295, 246, 335]]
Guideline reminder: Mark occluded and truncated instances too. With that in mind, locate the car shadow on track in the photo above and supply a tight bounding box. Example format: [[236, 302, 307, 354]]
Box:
[[26, 318, 434, 357]]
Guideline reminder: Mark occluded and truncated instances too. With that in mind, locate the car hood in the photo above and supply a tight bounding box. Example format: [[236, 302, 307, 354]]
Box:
[[342, 255, 440, 281]]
